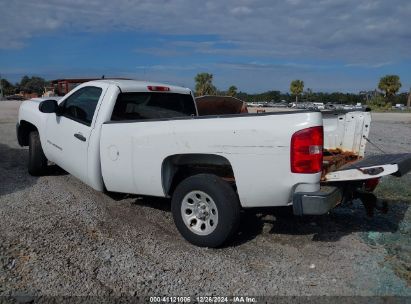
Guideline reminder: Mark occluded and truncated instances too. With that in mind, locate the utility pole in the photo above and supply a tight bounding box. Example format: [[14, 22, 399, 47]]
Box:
[[407, 87, 411, 108]]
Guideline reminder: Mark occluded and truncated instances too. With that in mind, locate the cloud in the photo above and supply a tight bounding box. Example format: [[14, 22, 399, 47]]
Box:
[[0, 0, 410, 64], [344, 62, 393, 68], [230, 6, 252, 16], [135, 64, 201, 71], [216, 61, 334, 71]]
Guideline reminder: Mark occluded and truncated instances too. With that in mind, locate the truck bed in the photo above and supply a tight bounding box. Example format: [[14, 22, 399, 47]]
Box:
[[100, 110, 324, 208]]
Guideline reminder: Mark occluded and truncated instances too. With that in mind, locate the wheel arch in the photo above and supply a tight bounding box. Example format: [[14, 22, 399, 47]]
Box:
[[161, 153, 236, 197], [17, 120, 38, 146]]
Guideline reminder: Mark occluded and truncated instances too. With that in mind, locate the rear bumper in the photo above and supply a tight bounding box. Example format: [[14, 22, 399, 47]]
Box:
[[293, 186, 342, 216]]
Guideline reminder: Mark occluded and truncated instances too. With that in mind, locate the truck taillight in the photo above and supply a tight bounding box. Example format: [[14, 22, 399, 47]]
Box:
[[291, 126, 323, 174], [364, 178, 379, 191]]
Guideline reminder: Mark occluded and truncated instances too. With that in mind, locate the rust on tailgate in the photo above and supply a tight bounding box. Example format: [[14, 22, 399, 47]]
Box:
[[322, 148, 360, 181]]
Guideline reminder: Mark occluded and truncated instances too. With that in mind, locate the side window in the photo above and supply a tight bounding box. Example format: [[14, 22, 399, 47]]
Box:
[[60, 86, 103, 126], [111, 93, 197, 121]]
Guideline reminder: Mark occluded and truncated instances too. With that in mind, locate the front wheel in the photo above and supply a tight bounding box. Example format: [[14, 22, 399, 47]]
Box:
[[28, 131, 47, 176], [171, 174, 240, 247]]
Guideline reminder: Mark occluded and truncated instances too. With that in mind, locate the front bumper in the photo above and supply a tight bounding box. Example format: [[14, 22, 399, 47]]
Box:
[[293, 186, 342, 216]]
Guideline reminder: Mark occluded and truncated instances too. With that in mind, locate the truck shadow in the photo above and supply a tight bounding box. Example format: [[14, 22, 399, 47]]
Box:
[[0, 143, 67, 197], [230, 200, 409, 246], [0, 143, 37, 196], [121, 192, 409, 247], [45, 164, 68, 176]]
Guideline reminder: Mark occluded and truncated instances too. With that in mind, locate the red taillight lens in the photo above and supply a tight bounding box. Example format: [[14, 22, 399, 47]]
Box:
[[147, 85, 170, 92], [291, 126, 323, 174], [364, 178, 379, 191]]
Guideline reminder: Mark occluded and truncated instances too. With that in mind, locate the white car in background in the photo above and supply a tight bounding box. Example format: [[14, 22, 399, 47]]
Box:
[[313, 102, 325, 110]]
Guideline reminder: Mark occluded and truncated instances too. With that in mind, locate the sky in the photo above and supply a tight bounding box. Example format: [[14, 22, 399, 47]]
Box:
[[0, 0, 411, 93]]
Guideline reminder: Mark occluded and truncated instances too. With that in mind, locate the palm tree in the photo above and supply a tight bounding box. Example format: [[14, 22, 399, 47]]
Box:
[[227, 85, 238, 97], [407, 88, 411, 108], [290, 80, 304, 102], [195, 73, 216, 96], [378, 75, 401, 97]]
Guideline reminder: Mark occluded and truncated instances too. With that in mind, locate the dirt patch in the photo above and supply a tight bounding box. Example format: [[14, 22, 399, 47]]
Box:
[[361, 175, 411, 286]]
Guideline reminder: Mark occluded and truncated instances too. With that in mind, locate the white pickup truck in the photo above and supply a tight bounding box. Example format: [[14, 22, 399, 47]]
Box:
[[16, 80, 411, 247]]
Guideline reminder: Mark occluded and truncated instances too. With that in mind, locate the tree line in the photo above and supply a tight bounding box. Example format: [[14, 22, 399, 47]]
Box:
[[194, 73, 410, 107], [0, 75, 48, 96], [1, 73, 409, 107]]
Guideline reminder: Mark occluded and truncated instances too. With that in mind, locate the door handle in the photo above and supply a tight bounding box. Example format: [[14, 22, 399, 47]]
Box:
[[74, 133, 86, 142]]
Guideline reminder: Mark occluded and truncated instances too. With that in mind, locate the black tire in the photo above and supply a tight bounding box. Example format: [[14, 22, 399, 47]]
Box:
[[171, 174, 240, 247], [28, 131, 47, 176]]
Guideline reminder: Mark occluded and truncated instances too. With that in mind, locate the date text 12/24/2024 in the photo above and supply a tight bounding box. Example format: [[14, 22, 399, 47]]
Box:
[[149, 296, 257, 303]]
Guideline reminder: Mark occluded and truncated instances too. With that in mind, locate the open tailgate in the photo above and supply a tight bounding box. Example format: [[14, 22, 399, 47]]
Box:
[[324, 153, 411, 182]]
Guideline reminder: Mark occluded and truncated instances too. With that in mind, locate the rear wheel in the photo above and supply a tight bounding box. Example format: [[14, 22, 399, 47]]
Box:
[[28, 131, 47, 176], [171, 174, 240, 247]]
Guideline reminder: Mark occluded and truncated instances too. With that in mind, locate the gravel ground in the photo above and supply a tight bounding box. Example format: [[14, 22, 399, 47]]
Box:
[[0, 101, 410, 297]]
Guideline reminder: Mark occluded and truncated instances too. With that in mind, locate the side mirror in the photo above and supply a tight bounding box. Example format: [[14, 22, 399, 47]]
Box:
[[39, 99, 59, 114]]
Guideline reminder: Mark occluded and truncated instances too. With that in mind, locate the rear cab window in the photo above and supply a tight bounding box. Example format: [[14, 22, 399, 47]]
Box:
[[111, 92, 197, 121]]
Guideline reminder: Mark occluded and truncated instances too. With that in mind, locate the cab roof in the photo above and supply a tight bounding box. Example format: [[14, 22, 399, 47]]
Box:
[[89, 79, 192, 94]]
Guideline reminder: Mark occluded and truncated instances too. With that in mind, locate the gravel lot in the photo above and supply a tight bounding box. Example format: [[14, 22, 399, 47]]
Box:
[[1, 101, 410, 297]]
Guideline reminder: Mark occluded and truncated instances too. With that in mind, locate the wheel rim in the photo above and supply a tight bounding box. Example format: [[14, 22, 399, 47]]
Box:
[[181, 190, 219, 236]]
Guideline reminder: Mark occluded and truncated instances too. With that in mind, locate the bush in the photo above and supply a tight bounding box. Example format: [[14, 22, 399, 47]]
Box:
[[367, 95, 392, 111]]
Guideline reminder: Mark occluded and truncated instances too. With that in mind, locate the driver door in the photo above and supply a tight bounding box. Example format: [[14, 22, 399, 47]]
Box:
[[44, 85, 108, 184]]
